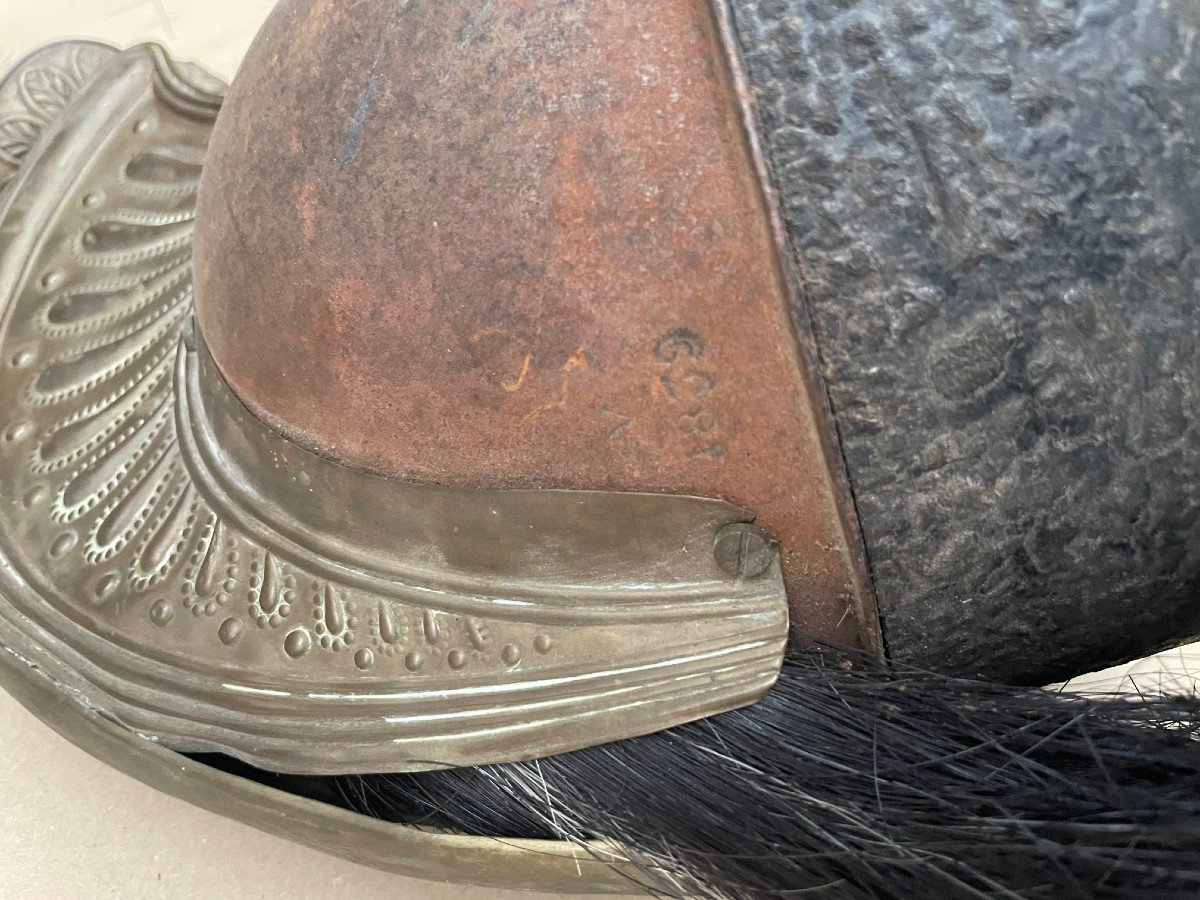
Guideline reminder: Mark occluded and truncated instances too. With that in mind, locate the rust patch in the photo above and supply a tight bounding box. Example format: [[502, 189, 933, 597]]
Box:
[[195, 0, 882, 653]]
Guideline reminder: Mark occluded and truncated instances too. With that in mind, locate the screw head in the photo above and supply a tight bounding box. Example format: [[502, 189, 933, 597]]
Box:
[[713, 523, 775, 579]]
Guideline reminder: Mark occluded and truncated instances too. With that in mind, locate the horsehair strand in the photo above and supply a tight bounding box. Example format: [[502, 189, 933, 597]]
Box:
[[329, 645, 1200, 899]]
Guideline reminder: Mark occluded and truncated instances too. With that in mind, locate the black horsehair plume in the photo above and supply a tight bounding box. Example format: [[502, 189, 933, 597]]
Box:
[[287, 645, 1200, 899]]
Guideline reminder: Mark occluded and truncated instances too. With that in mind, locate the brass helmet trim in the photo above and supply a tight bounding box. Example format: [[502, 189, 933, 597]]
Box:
[[0, 44, 786, 775], [0, 598, 641, 893]]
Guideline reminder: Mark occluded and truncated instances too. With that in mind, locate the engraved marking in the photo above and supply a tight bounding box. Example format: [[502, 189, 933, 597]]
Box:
[[654, 328, 723, 460], [518, 346, 589, 427], [653, 327, 704, 362], [605, 416, 633, 440], [501, 353, 532, 392], [598, 404, 636, 442], [0, 45, 790, 770]]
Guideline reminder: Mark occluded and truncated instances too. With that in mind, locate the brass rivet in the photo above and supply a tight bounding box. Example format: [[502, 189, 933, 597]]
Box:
[[283, 627, 312, 659], [150, 599, 175, 626], [713, 523, 775, 579]]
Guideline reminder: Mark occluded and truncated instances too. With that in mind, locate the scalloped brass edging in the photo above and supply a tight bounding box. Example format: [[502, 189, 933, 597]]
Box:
[[0, 620, 648, 894], [0, 41, 119, 199]]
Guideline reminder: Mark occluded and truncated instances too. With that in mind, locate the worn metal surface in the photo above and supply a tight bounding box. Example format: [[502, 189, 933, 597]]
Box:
[[0, 38, 790, 891], [194, 0, 881, 653], [0, 43, 785, 775], [0, 42, 117, 199], [0, 574, 641, 895], [713, 522, 775, 579]]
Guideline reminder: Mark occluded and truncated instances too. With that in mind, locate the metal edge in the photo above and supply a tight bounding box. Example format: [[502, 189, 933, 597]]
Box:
[[0, 628, 649, 895], [702, 0, 885, 658], [0, 41, 120, 196], [180, 334, 780, 617]]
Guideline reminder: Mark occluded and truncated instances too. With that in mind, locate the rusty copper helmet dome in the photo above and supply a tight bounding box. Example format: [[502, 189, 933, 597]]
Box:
[[192, 0, 878, 652]]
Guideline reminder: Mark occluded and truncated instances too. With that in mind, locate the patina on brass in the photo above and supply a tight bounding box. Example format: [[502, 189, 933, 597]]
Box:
[[0, 43, 117, 198], [0, 577, 642, 894], [195, 0, 881, 654], [0, 41, 786, 775]]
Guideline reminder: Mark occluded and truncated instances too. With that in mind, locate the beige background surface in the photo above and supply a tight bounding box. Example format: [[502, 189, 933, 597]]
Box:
[[0, 1, 1196, 897], [2, 0, 277, 83]]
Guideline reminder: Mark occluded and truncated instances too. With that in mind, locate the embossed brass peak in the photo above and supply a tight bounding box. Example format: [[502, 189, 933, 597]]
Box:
[[0, 43, 787, 778]]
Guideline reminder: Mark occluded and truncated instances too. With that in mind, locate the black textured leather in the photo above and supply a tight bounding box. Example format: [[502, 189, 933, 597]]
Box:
[[732, 0, 1200, 682]]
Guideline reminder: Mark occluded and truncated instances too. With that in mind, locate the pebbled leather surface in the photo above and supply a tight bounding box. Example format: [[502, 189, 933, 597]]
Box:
[[730, 0, 1200, 683]]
